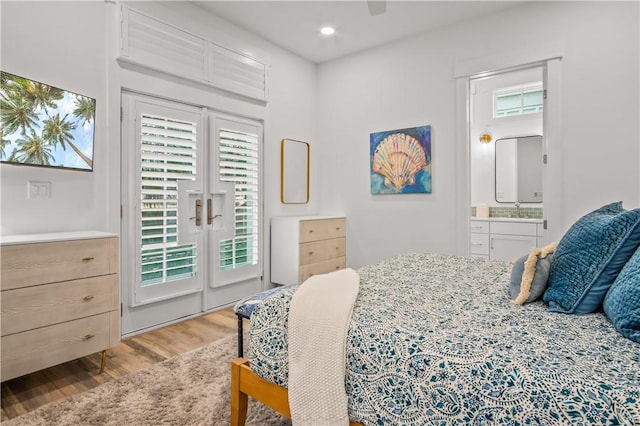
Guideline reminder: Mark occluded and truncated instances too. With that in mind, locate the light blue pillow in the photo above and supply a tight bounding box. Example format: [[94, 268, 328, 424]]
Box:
[[603, 245, 640, 343], [509, 252, 553, 304], [543, 202, 640, 314]]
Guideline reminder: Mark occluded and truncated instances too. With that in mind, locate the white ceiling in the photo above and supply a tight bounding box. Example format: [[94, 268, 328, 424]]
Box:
[[193, 1, 523, 63]]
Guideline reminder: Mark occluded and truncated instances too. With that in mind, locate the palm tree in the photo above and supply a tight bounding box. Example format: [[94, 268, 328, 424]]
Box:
[[2, 72, 63, 114], [13, 130, 54, 165], [73, 96, 95, 125], [0, 96, 38, 135], [42, 113, 92, 168], [42, 113, 75, 149], [0, 128, 10, 159], [23, 81, 64, 114]]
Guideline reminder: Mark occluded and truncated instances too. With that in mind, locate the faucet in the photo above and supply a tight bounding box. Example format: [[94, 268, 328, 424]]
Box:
[[515, 201, 521, 218]]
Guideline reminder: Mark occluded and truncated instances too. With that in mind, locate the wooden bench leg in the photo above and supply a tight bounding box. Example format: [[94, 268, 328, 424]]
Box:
[[231, 358, 249, 426]]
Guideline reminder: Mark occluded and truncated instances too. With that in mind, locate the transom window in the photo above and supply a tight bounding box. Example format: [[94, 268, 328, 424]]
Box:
[[494, 83, 543, 118]]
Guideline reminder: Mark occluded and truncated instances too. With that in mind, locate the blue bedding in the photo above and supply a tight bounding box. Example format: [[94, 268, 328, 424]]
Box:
[[248, 253, 640, 425]]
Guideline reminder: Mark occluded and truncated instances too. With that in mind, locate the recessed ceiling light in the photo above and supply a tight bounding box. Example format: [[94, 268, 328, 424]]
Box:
[[320, 26, 335, 36]]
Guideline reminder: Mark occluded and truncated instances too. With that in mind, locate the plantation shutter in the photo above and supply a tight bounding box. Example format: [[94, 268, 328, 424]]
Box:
[[218, 128, 260, 272], [140, 113, 198, 286]]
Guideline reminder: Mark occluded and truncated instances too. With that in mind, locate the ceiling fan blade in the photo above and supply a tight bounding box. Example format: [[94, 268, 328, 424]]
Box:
[[366, 0, 387, 16]]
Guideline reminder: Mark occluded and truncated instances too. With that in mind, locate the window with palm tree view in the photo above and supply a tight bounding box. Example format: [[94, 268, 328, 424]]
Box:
[[0, 71, 95, 170]]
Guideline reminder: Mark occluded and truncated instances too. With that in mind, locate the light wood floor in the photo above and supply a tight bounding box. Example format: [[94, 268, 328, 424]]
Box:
[[1, 306, 238, 422]]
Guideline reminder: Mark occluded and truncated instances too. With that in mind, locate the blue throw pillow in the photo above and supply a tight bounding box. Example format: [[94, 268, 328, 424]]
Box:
[[509, 243, 556, 305], [603, 246, 640, 342], [543, 202, 640, 314]]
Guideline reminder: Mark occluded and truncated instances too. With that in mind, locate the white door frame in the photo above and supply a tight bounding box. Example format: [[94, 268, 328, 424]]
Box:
[[120, 93, 264, 337], [454, 41, 564, 256]]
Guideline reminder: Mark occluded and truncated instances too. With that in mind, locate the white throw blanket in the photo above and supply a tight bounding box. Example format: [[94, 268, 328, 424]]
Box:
[[287, 268, 360, 426]]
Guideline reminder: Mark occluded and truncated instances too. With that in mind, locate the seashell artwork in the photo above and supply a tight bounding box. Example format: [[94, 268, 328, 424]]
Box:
[[370, 125, 431, 194]]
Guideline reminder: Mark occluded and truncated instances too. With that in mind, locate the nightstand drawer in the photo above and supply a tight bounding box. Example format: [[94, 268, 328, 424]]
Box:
[[299, 238, 346, 265], [299, 218, 346, 243], [1, 274, 118, 336], [299, 256, 346, 282], [1, 238, 117, 290]]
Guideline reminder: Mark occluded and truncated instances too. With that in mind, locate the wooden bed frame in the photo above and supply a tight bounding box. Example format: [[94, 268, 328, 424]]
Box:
[[231, 358, 363, 426]]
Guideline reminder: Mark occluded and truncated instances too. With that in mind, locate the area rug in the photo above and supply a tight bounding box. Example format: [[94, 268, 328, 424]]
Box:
[[3, 335, 290, 426]]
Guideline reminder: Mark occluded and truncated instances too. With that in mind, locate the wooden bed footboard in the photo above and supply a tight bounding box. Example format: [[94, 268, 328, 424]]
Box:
[[230, 358, 363, 426]]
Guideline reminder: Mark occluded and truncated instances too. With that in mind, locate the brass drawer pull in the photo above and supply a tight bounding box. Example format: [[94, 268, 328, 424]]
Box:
[[309, 251, 314, 255], [83, 295, 94, 301], [83, 334, 95, 340], [82, 256, 95, 262]]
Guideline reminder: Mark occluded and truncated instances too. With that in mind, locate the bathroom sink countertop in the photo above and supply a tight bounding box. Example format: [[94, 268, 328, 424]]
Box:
[[471, 217, 543, 223]]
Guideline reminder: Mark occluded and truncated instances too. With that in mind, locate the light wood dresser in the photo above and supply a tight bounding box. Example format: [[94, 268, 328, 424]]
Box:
[[271, 216, 346, 285], [1, 231, 120, 381]]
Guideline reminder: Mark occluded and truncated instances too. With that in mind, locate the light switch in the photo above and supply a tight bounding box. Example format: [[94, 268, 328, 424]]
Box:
[[28, 181, 51, 199]]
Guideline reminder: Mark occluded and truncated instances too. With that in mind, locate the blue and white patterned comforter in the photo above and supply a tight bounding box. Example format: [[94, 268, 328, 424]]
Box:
[[248, 253, 640, 425]]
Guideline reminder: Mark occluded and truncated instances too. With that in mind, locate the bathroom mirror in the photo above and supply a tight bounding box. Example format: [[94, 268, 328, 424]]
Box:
[[495, 135, 543, 203], [281, 139, 310, 204]]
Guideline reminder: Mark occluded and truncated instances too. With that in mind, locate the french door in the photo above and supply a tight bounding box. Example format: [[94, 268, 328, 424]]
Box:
[[121, 92, 262, 335]]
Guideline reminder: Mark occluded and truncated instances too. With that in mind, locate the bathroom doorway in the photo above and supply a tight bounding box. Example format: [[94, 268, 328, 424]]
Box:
[[469, 67, 544, 221], [453, 44, 563, 256]]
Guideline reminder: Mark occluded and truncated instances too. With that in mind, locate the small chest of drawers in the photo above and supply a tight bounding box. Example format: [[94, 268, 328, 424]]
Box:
[[271, 216, 346, 284], [1, 231, 120, 381]]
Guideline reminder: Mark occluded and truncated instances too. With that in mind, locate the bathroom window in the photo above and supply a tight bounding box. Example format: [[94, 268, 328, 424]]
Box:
[[494, 83, 543, 118]]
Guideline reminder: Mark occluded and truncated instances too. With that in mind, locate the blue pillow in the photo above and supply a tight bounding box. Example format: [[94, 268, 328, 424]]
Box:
[[603, 246, 640, 342], [543, 202, 640, 314], [510, 247, 555, 305]]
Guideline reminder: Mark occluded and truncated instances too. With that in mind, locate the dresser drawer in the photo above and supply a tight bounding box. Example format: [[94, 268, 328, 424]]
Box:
[[299, 256, 346, 282], [1, 237, 118, 290], [299, 218, 346, 243], [1, 311, 119, 381], [1, 275, 118, 337], [299, 238, 346, 265], [470, 233, 490, 255]]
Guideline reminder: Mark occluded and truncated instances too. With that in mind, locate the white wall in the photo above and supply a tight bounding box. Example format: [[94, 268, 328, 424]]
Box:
[[1, 2, 319, 287], [317, 1, 639, 268], [1, 2, 110, 235]]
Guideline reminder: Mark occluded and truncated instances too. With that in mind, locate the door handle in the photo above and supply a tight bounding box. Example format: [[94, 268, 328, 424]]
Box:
[[190, 199, 202, 226], [207, 198, 222, 225]]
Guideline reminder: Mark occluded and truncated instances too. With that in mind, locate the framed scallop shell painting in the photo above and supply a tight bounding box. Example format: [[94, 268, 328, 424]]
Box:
[[370, 125, 431, 194]]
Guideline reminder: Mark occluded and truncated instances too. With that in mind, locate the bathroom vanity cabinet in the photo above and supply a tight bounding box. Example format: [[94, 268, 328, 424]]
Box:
[[470, 218, 543, 261]]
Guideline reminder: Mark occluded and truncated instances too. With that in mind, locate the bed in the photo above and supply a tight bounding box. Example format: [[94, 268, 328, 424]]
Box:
[[231, 252, 640, 425]]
